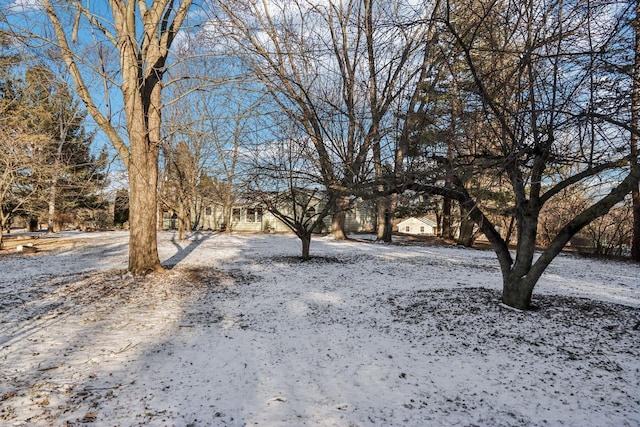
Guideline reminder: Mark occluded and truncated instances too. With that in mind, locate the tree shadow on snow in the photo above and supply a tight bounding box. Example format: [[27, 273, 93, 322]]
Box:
[[163, 231, 215, 269]]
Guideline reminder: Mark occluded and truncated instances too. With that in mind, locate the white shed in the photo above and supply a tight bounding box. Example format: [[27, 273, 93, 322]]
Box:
[[397, 217, 437, 235]]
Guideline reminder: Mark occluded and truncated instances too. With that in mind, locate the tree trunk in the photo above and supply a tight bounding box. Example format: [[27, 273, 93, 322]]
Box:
[[442, 196, 453, 239], [0, 212, 8, 249], [127, 148, 161, 275], [27, 217, 38, 232], [157, 202, 164, 231], [331, 194, 349, 239], [632, 0, 640, 262], [224, 184, 233, 233], [126, 77, 163, 274], [48, 119, 67, 235], [47, 182, 56, 234], [633, 187, 640, 261], [301, 233, 311, 261], [176, 196, 192, 240], [191, 197, 200, 231], [376, 196, 393, 242], [505, 216, 516, 246], [457, 208, 475, 246], [177, 201, 187, 241], [443, 83, 456, 241], [501, 275, 536, 310]]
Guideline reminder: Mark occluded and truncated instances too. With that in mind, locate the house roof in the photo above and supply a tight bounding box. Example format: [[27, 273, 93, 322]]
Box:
[[398, 217, 437, 227]]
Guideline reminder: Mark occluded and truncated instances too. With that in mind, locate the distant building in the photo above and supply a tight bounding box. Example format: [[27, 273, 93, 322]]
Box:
[[397, 217, 437, 235], [162, 195, 375, 234]]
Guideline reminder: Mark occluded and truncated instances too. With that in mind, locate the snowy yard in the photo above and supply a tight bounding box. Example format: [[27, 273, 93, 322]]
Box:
[[0, 230, 639, 426]]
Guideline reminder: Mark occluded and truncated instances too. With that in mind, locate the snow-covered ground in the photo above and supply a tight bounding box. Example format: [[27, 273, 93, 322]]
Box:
[[0, 230, 638, 426]]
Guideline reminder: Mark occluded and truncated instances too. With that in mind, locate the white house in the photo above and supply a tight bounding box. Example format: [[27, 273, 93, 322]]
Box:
[[163, 196, 376, 234], [397, 217, 437, 235]]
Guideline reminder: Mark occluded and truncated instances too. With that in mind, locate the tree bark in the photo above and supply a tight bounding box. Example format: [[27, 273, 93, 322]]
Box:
[[224, 186, 234, 233], [632, 0, 640, 261], [501, 275, 537, 310], [633, 186, 640, 261], [127, 142, 161, 274], [441, 196, 453, 239], [376, 196, 394, 242], [301, 233, 311, 261], [47, 182, 56, 233], [177, 200, 187, 241], [27, 217, 38, 232], [224, 116, 242, 233], [505, 216, 516, 246], [456, 208, 475, 246], [157, 202, 164, 231], [331, 194, 349, 239]]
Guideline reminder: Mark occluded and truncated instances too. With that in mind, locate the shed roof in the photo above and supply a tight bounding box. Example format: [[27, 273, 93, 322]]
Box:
[[398, 217, 437, 227]]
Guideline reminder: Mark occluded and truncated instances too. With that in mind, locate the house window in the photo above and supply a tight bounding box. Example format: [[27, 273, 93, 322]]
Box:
[[232, 208, 241, 222], [205, 207, 212, 216], [246, 208, 256, 222], [420, 226, 425, 233], [245, 207, 263, 223], [405, 226, 410, 232], [305, 207, 316, 218]]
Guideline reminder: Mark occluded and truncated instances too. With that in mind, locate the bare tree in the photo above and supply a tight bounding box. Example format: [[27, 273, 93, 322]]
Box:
[[160, 139, 198, 240], [0, 126, 44, 249], [159, 77, 212, 240], [0, 46, 48, 246], [250, 131, 333, 260], [7, 0, 193, 273], [404, 0, 640, 309], [211, 0, 430, 240], [583, 196, 634, 257], [537, 185, 589, 247], [200, 88, 263, 234]]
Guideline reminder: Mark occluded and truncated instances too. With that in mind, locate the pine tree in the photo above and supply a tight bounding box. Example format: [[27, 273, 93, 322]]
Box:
[[20, 65, 107, 232]]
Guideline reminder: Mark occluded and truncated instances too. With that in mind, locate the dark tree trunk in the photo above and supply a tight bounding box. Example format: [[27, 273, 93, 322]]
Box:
[[301, 233, 311, 261], [27, 217, 38, 232], [501, 275, 536, 310], [442, 196, 453, 239], [505, 216, 516, 246], [457, 208, 475, 246], [376, 196, 393, 242]]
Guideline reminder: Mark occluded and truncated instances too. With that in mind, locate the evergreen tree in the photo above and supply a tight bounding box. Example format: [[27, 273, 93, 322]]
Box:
[[20, 65, 108, 232]]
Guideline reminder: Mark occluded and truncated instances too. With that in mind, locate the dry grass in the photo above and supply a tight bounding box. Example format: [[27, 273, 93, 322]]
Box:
[[0, 234, 88, 256]]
